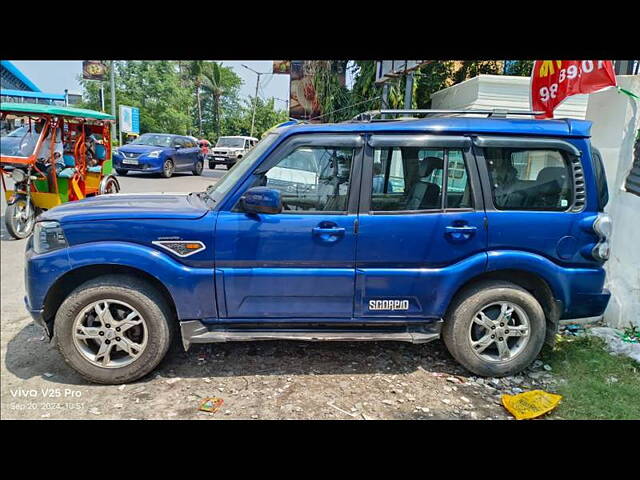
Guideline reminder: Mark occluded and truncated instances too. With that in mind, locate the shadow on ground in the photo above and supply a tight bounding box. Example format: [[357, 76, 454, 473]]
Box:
[[4, 322, 469, 387]]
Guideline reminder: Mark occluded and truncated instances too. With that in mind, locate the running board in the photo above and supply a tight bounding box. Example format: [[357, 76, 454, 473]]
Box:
[[180, 320, 442, 351]]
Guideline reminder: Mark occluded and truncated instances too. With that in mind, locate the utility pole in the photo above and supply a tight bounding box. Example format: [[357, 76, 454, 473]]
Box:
[[110, 61, 117, 144], [404, 71, 414, 109], [241, 64, 270, 138]]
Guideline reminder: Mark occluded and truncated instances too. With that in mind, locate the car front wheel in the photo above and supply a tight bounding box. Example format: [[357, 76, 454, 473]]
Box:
[[442, 280, 546, 377], [54, 275, 174, 384], [162, 159, 174, 178]]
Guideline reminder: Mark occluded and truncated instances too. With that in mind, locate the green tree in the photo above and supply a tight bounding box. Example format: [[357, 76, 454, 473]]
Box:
[[80, 61, 192, 138], [222, 97, 288, 138], [200, 62, 242, 141]]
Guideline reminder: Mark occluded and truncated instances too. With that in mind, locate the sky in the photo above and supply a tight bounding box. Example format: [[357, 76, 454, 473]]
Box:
[[10, 60, 291, 109]]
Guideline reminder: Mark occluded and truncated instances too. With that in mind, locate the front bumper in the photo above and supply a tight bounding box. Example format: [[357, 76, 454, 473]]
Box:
[[208, 155, 236, 165], [113, 155, 164, 172]]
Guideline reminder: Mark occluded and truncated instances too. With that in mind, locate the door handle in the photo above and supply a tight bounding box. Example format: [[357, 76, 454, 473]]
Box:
[[312, 226, 346, 242], [445, 225, 477, 242]]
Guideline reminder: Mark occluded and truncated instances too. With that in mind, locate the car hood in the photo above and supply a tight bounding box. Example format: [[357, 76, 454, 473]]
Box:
[[117, 144, 168, 154], [40, 193, 208, 223], [212, 147, 241, 153]]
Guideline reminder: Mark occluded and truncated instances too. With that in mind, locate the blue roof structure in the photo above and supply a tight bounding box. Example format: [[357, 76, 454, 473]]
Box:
[[0, 89, 65, 100], [0, 60, 41, 92]]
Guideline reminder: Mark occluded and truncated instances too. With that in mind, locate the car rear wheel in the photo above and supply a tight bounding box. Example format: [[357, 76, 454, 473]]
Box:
[[442, 280, 546, 377], [192, 160, 204, 176], [162, 159, 174, 178], [54, 275, 174, 384], [226, 162, 235, 170]]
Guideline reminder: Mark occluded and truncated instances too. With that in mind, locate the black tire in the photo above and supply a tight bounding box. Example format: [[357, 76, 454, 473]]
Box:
[[208, 162, 216, 170], [54, 275, 174, 384], [192, 159, 204, 176], [115, 169, 128, 176], [225, 162, 234, 170], [442, 280, 546, 377], [161, 159, 174, 178], [4, 199, 36, 239]]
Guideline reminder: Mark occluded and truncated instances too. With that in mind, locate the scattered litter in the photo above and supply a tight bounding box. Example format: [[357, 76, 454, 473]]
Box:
[[543, 364, 552, 371], [561, 324, 585, 336], [589, 327, 640, 363], [327, 401, 358, 417], [43, 372, 54, 378], [198, 397, 224, 414], [41, 413, 51, 418], [88, 408, 101, 415], [501, 390, 562, 420], [165, 378, 181, 385], [118, 385, 126, 391]]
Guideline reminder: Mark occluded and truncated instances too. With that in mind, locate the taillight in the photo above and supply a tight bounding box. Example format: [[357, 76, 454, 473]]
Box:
[[592, 213, 612, 261]]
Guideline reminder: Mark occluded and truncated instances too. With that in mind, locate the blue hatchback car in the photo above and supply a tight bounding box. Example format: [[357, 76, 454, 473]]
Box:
[[24, 110, 612, 384], [113, 133, 204, 178]]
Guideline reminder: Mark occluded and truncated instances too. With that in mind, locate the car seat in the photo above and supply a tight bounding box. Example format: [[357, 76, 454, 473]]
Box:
[[529, 166, 568, 208], [406, 156, 443, 210]]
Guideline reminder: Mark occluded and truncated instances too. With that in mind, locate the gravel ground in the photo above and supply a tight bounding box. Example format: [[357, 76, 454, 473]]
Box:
[[1, 167, 561, 420]]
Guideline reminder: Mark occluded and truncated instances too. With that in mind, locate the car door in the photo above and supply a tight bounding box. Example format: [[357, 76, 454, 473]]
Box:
[[214, 134, 363, 320], [354, 134, 487, 320], [171, 137, 187, 169]]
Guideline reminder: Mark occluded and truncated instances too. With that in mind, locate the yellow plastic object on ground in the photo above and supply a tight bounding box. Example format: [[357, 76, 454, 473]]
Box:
[[501, 390, 563, 420]]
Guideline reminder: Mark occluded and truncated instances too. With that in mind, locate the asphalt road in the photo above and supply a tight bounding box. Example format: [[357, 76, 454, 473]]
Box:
[[1, 165, 555, 420]]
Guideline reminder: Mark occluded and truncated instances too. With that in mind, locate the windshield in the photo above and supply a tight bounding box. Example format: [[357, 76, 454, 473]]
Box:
[[131, 134, 174, 148], [203, 133, 280, 206], [216, 137, 245, 148], [6, 126, 29, 137]]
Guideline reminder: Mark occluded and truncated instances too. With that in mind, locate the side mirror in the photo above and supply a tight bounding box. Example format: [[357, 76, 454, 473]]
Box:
[[242, 187, 282, 214]]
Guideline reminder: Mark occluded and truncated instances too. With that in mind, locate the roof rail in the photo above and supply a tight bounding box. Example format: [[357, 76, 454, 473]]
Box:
[[350, 109, 545, 122]]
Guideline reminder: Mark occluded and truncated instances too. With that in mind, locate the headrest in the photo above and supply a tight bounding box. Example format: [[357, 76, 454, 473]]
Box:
[[419, 156, 444, 177], [536, 167, 568, 185]]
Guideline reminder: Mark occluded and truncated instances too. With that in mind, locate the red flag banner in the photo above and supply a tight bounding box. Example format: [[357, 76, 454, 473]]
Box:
[[531, 60, 617, 118]]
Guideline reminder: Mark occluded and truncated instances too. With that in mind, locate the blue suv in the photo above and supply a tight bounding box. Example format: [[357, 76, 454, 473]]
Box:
[[113, 133, 204, 178], [24, 110, 612, 384]]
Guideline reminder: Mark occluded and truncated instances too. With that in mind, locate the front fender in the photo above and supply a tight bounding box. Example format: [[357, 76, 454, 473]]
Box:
[[64, 241, 216, 320]]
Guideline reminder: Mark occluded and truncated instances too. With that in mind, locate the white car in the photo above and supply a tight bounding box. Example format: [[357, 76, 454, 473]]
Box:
[[208, 136, 258, 169]]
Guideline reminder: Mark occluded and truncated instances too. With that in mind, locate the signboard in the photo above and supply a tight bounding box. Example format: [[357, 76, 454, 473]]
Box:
[[272, 60, 291, 74], [375, 60, 429, 84], [82, 61, 108, 81], [289, 61, 346, 121], [119, 105, 140, 134], [531, 60, 617, 119]]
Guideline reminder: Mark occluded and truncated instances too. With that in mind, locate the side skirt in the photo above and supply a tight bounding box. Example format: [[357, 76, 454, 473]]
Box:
[[180, 320, 443, 351]]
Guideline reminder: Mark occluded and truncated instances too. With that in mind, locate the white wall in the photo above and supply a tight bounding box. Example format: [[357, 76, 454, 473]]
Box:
[[586, 75, 640, 328], [431, 74, 589, 119], [431, 74, 640, 327]]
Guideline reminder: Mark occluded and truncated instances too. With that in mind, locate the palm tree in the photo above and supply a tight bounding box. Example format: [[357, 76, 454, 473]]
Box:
[[188, 61, 206, 136], [201, 62, 224, 138]]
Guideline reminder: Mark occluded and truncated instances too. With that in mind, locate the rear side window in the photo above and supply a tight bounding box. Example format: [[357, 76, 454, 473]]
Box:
[[484, 148, 573, 211]]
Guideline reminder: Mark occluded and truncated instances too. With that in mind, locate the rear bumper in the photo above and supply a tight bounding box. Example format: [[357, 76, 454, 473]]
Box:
[[562, 288, 611, 320]]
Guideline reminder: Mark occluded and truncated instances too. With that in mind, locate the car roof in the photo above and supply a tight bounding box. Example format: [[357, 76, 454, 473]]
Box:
[[271, 116, 592, 138], [218, 135, 258, 140]]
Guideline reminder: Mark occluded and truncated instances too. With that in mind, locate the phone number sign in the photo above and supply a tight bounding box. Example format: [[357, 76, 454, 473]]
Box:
[[531, 60, 617, 118]]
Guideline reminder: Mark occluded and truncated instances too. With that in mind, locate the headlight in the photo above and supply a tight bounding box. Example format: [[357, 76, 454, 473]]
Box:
[[11, 169, 27, 183], [593, 213, 612, 239], [33, 221, 68, 254], [147, 150, 162, 158]]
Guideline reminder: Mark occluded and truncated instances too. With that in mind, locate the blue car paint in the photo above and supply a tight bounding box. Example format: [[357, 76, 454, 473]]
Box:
[[25, 116, 610, 333], [113, 135, 201, 174]]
